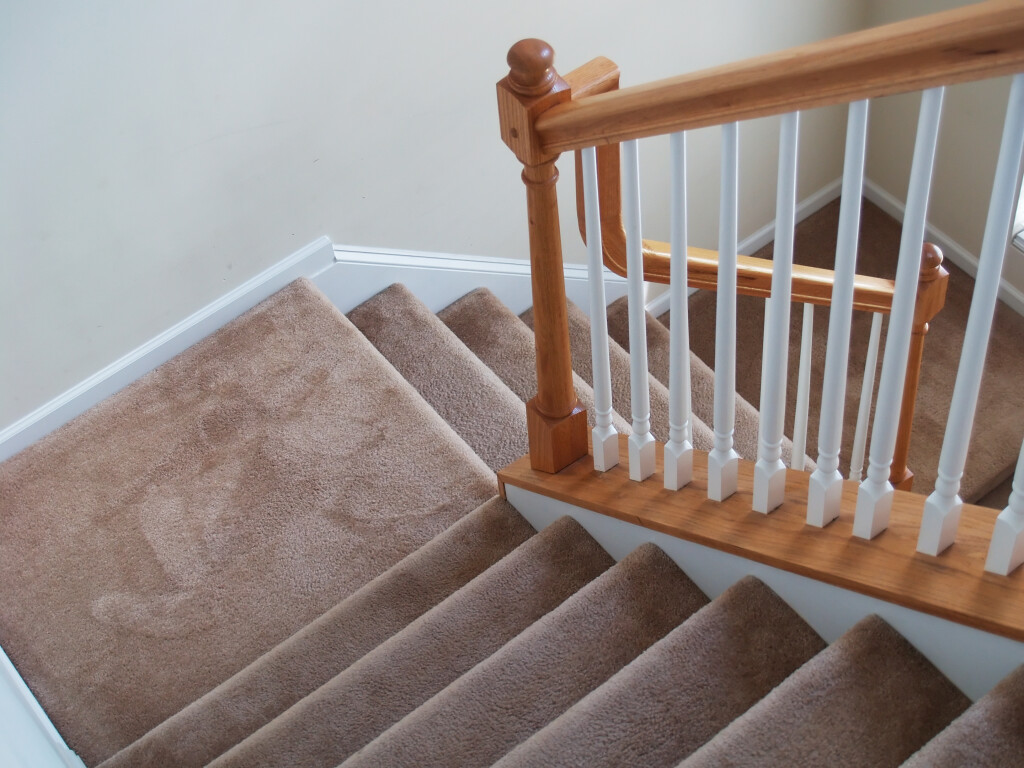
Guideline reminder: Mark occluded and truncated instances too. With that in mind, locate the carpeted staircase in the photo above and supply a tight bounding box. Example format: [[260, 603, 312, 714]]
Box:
[[2, 223, 1024, 766]]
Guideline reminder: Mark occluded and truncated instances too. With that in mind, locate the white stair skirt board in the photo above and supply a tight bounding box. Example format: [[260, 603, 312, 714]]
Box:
[[644, 177, 843, 317], [1, 649, 85, 768], [0, 237, 336, 465], [505, 484, 1024, 703], [321, 245, 629, 317], [864, 178, 1024, 317]]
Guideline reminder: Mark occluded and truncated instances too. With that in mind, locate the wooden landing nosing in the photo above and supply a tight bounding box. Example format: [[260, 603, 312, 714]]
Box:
[[499, 435, 1024, 642]]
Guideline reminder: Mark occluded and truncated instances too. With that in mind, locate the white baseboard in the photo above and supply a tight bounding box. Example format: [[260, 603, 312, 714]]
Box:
[[506, 485, 1024, 702], [0, 648, 84, 768], [644, 177, 843, 317], [0, 237, 335, 464], [864, 178, 1024, 316], [318, 244, 628, 317]]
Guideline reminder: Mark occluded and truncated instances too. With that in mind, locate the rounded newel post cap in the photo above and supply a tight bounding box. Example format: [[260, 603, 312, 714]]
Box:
[[921, 242, 944, 275], [507, 39, 557, 96]]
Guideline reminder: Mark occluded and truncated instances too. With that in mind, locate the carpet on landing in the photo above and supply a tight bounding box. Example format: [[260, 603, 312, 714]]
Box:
[[0, 278, 496, 765]]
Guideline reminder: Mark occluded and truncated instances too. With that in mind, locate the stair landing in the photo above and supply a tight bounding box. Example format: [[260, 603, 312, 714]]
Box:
[[499, 436, 1024, 642]]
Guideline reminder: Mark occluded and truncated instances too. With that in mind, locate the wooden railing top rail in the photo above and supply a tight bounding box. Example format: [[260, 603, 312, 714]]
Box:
[[535, 0, 1024, 153]]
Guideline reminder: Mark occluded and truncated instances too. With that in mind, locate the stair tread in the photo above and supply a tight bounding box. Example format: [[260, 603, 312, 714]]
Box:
[[348, 283, 528, 472], [206, 515, 613, 768], [98, 495, 533, 768], [495, 576, 826, 768], [607, 296, 805, 467], [902, 664, 1024, 767], [522, 299, 717, 450], [681, 614, 970, 768], [438, 287, 631, 435], [343, 542, 708, 768], [0, 278, 496, 765]]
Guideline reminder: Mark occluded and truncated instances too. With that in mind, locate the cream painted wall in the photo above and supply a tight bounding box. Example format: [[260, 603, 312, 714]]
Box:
[[0, 0, 865, 428], [863, 0, 1024, 292]]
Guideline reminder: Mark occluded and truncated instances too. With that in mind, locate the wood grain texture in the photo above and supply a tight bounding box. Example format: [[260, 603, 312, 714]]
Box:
[[499, 435, 1024, 641], [536, 0, 1024, 152]]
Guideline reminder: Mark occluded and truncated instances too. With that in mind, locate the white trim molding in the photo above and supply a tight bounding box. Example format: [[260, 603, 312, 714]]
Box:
[[645, 177, 843, 317], [505, 484, 1024, 702], [0, 238, 335, 464], [318, 244, 628, 317], [1, 647, 85, 768], [864, 178, 1024, 316]]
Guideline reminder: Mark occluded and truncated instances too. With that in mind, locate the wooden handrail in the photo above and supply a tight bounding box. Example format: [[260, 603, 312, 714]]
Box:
[[536, 0, 1024, 153]]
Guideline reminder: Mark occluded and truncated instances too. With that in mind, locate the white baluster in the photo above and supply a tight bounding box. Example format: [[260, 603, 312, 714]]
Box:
[[808, 100, 869, 527], [986, 438, 1024, 575], [854, 87, 945, 540], [919, 74, 1024, 556], [708, 122, 741, 501], [849, 313, 883, 481], [622, 139, 655, 481], [665, 131, 694, 490], [754, 112, 799, 513], [791, 304, 814, 471], [581, 146, 619, 472]]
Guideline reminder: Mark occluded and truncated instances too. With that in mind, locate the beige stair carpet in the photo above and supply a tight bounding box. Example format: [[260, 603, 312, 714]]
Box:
[[348, 283, 528, 472], [208, 516, 612, 768], [99, 496, 533, 768], [344, 543, 708, 768], [496, 576, 826, 768], [682, 615, 970, 768], [680, 199, 1024, 501], [522, 300, 717, 451], [0, 278, 496, 765], [438, 287, 631, 435], [903, 664, 1024, 767], [607, 296, 804, 466]]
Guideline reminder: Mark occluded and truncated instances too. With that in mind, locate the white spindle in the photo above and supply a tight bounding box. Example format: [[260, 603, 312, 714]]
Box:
[[708, 122, 741, 501], [986, 438, 1024, 575], [665, 131, 694, 490], [808, 100, 869, 527], [622, 139, 655, 481], [849, 313, 883, 481], [581, 146, 619, 472], [754, 112, 799, 513], [854, 86, 945, 540], [919, 74, 1024, 556], [791, 304, 814, 471]]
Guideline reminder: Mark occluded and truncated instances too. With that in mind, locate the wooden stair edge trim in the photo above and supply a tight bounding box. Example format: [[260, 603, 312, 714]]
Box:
[[498, 435, 1024, 642]]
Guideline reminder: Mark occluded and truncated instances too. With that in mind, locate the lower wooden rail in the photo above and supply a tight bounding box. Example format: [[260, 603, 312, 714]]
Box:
[[498, 436, 1024, 641]]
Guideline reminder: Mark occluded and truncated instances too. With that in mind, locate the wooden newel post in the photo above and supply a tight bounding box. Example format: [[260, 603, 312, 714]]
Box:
[[498, 39, 588, 473], [891, 242, 949, 490]]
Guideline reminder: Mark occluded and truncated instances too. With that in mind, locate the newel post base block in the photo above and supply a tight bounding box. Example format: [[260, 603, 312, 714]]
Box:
[[663, 440, 694, 491], [917, 491, 963, 556], [707, 448, 740, 502], [986, 510, 1024, 575], [526, 398, 588, 474], [892, 467, 914, 492], [752, 458, 787, 514], [806, 468, 844, 527], [853, 478, 894, 540], [592, 424, 620, 472]]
